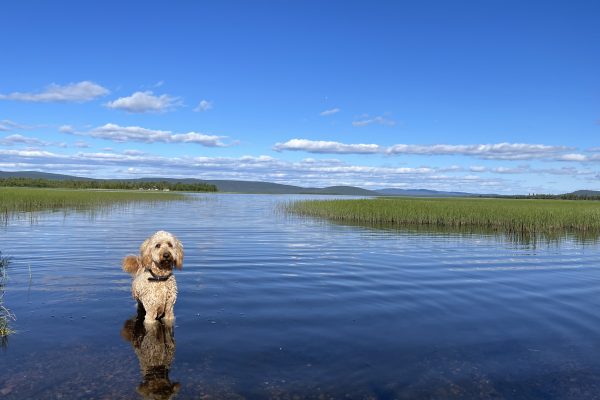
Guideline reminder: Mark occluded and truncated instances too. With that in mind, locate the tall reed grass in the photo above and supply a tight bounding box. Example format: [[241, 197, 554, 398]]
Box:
[[286, 197, 600, 240], [0, 187, 187, 223]]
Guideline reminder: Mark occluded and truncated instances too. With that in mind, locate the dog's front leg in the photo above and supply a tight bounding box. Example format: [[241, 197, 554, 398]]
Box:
[[164, 300, 176, 322], [143, 303, 159, 323]]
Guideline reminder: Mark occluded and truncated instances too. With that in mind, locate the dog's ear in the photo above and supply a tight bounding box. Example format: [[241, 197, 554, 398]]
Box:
[[174, 238, 184, 270], [140, 238, 152, 268], [122, 255, 141, 274]]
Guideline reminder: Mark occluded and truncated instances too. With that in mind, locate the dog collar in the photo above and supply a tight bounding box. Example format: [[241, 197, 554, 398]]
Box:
[[145, 268, 172, 282]]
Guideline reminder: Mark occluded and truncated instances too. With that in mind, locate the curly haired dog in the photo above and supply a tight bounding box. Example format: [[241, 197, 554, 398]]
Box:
[[122, 231, 183, 323]]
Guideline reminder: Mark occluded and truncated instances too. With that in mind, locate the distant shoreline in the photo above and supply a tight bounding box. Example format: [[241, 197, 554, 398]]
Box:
[[0, 177, 217, 193]]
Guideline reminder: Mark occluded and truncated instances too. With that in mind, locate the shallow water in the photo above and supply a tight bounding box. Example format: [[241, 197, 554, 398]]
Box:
[[2, 194, 600, 399]]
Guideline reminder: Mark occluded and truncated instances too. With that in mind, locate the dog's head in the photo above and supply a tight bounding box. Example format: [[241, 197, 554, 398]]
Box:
[[140, 231, 184, 272]]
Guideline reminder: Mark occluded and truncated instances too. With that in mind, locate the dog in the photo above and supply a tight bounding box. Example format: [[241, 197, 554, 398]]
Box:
[[122, 231, 183, 323]]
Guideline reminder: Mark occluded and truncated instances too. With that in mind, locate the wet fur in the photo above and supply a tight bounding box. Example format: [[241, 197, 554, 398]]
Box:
[[122, 231, 184, 323]]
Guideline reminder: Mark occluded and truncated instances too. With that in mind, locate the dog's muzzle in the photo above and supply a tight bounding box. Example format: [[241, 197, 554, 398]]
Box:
[[159, 251, 173, 268]]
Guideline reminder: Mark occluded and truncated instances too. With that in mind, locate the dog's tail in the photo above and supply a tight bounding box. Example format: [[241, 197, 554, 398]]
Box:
[[122, 255, 143, 275]]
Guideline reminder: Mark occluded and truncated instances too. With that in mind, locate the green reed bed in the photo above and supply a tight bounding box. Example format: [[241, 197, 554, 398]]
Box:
[[287, 197, 600, 239], [0, 187, 187, 222]]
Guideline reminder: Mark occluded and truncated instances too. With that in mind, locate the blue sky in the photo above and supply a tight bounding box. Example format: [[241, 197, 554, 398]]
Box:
[[1, 0, 599, 194]]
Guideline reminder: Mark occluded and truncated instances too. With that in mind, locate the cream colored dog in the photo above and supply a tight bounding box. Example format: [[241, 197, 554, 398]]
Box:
[[122, 231, 184, 323]]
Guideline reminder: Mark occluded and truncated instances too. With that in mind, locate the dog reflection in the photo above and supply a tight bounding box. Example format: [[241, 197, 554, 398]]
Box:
[[121, 316, 180, 399]]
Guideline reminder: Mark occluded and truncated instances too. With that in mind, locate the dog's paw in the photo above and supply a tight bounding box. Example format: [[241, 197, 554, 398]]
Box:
[[143, 317, 159, 326]]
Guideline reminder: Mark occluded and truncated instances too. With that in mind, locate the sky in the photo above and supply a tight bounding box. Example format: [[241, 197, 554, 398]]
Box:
[[1, 0, 599, 194]]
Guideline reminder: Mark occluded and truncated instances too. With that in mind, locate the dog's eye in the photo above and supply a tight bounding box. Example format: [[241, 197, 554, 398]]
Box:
[[167, 242, 173, 248], [155, 243, 161, 249]]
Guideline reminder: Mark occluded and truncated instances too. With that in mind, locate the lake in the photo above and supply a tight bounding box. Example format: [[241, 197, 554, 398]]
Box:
[[2, 194, 600, 399]]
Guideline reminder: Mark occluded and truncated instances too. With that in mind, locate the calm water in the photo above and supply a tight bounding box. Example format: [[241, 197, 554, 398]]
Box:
[[2, 194, 600, 399]]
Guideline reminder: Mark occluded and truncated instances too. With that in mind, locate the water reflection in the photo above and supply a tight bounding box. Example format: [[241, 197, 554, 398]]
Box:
[[322, 219, 600, 247], [2, 194, 600, 398], [121, 315, 180, 400], [2, 199, 189, 226]]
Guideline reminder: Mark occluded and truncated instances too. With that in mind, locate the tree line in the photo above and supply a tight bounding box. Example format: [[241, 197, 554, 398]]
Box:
[[0, 177, 218, 192], [505, 194, 600, 201]]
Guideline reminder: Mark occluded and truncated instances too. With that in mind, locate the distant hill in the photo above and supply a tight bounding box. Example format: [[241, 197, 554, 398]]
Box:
[[504, 190, 600, 200], [375, 188, 480, 197], [134, 178, 378, 195], [201, 180, 318, 194], [566, 190, 600, 197], [313, 186, 377, 196], [0, 171, 377, 195], [0, 170, 501, 197]]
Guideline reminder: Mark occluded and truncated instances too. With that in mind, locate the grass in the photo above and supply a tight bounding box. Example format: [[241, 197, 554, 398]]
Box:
[[286, 197, 600, 241], [0, 187, 187, 223], [1, 251, 14, 340]]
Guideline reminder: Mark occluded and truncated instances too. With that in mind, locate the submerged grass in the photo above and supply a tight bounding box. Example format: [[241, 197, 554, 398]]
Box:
[[286, 197, 600, 241], [0, 187, 187, 223]]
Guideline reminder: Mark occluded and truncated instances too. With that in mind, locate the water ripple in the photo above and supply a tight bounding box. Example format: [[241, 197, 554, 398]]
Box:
[[2, 194, 600, 398]]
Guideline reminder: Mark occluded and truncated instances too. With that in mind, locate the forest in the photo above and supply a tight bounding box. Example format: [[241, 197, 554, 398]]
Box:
[[0, 177, 218, 192]]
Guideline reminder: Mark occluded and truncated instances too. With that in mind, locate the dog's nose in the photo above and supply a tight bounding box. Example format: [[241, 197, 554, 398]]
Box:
[[163, 252, 171, 260]]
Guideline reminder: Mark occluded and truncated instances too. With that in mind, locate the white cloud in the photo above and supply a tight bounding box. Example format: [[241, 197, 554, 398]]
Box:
[[105, 91, 181, 113], [469, 166, 487, 172], [0, 149, 58, 158], [82, 123, 230, 147], [439, 165, 463, 172], [352, 115, 396, 127], [320, 108, 340, 116], [386, 143, 573, 160], [170, 132, 227, 145], [194, 100, 213, 112], [274, 139, 579, 161], [273, 139, 380, 154], [0, 134, 48, 146], [536, 166, 596, 176], [0, 120, 30, 131], [492, 166, 530, 174], [59, 125, 75, 134], [4, 146, 595, 193], [467, 164, 597, 177], [74, 140, 90, 148], [0, 133, 84, 149], [123, 149, 146, 156], [0, 81, 109, 102], [556, 153, 588, 162]]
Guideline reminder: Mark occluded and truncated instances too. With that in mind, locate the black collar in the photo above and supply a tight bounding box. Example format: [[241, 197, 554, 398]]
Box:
[[146, 268, 172, 282]]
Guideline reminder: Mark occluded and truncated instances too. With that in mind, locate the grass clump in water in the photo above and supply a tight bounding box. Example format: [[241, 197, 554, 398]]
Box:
[[286, 197, 600, 240], [1, 251, 14, 340]]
